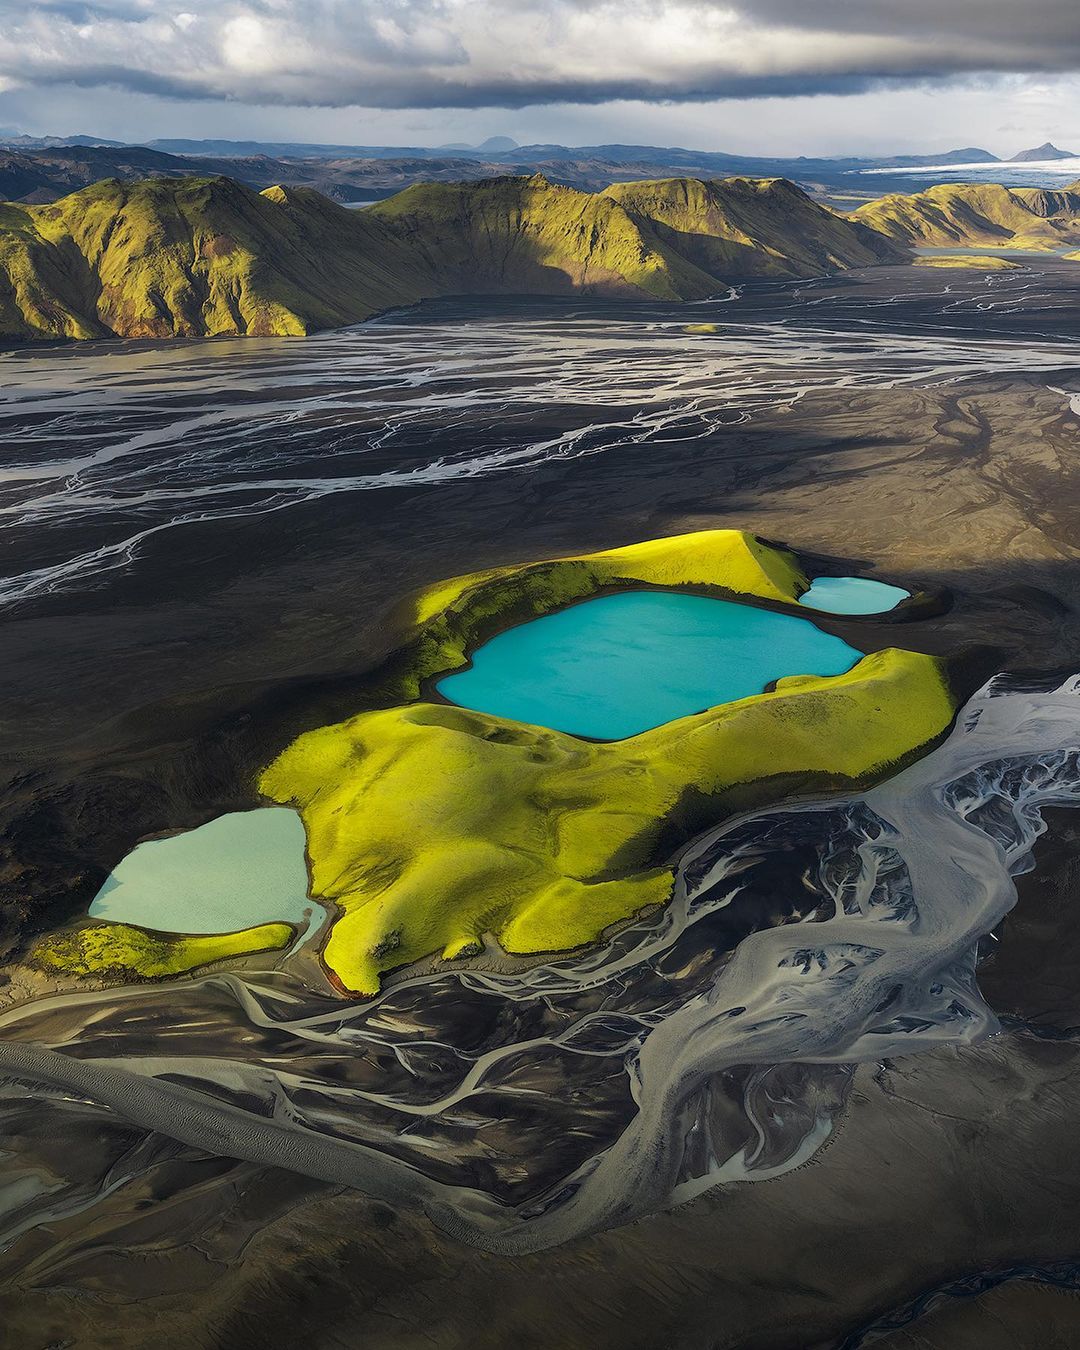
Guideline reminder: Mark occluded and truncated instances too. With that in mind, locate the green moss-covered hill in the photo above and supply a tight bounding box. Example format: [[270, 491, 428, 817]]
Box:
[[0, 172, 906, 342], [852, 181, 1080, 250], [371, 174, 902, 302], [0, 177, 433, 341], [604, 177, 898, 278]]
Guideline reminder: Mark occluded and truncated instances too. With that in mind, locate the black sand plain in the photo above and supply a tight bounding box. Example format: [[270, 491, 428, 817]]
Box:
[[3, 262, 1080, 1347]]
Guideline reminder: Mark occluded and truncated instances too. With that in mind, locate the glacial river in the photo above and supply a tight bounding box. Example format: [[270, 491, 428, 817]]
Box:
[[1, 673, 1080, 1259], [3, 276, 1080, 1273], [2, 272, 1080, 616]]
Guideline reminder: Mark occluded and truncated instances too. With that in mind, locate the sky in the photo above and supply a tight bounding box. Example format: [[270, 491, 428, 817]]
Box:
[[0, 1, 1078, 155]]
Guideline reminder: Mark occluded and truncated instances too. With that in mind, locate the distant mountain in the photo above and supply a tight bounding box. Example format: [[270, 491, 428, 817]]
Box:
[[4, 138, 1063, 217], [509, 143, 1001, 170], [852, 181, 1080, 248], [0, 133, 126, 150], [5, 134, 1055, 215], [1010, 142, 1077, 162], [873, 147, 998, 165], [0, 144, 256, 203], [438, 136, 519, 152], [6, 141, 1018, 210], [0, 173, 904, 342], [0, 137, 1023, 210], [146, 138, 450, 160], [139, 136, 999, 173], [0, 144, 520, 204]]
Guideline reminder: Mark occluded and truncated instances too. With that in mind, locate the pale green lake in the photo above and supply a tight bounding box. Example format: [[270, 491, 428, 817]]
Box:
[[89, 807, 312, 934], [798, 575, 909, 615]]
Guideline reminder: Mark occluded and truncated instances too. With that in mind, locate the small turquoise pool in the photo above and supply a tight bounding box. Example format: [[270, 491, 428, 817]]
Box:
[[798, 576, 909, 615], [436, 590, 862, 740], [89, 808, 312, 934]]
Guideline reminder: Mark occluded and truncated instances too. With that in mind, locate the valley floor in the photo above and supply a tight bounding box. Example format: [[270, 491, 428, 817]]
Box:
[[3, 262, 1080, 1348]]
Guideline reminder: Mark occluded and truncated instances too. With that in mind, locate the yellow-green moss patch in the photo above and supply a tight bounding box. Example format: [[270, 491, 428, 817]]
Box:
[[912, 255, 1023, 271], [261, 647, 954, 995], [30, 921, 293, 980]]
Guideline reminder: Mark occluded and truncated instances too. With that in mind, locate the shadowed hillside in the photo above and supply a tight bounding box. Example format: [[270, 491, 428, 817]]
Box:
[[0, 172, 906, 342]]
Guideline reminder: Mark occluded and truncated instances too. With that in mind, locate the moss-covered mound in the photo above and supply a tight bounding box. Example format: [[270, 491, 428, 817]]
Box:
[[30, 920, 293, 980], [261, 651, 953, 995], [912, 254, 1024, 271], [851, 181, 1080, 250], [258, 530, 955, 995]]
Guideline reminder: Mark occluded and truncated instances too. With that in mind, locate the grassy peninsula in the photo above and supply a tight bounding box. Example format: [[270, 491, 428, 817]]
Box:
[[31, 920, 293, 979], [912, 254, 1024, 270]]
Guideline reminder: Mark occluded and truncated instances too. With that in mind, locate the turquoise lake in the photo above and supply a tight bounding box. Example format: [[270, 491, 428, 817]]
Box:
[[798, 575, 909, 615], [436, 590, 862, 740], [89, 808, 312, 934]]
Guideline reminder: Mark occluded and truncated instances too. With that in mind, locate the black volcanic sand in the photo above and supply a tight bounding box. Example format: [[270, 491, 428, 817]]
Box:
[[4, 265, 1080, 1346]]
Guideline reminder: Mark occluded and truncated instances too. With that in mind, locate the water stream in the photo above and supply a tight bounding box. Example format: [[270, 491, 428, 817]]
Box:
[[2, 286, 1079, 614], [2, 673, 1079, 1256]]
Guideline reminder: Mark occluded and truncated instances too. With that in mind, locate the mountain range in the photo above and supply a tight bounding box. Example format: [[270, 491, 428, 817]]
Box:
[[0, 173, 902, 342], [0, 139, 1014, 208], [3, 170, 1080, 345], [0, 143, 527, 206]]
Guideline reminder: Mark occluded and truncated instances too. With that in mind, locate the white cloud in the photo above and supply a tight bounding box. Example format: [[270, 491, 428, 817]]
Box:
[[0, 1, 1078, 109]]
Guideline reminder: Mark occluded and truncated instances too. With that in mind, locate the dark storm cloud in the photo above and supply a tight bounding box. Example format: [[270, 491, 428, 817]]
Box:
[[1, 1, 1078, 109], [738, 1, 1080, 46]]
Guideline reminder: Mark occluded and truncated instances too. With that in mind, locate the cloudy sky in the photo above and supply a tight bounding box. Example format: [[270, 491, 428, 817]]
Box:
[[0, 0, 1078, 154]]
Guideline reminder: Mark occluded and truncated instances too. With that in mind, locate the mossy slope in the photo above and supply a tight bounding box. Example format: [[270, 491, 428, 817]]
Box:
[[604, 177, 901, 277], [0, 172, 907, 341], [258, 531, 955, 995], [912, 255, 1023, 270], [852, 181, 1080, 250], [31, 920, 292, 980]]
